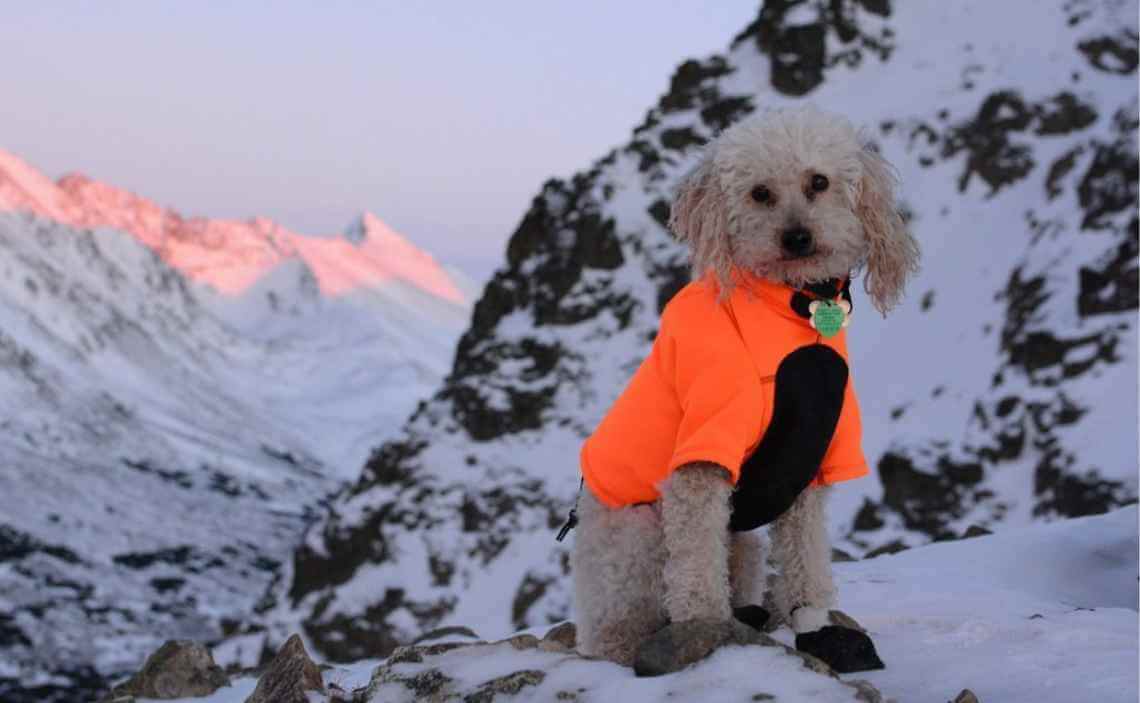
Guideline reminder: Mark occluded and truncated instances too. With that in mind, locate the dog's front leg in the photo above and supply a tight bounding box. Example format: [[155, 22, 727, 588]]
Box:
[[660, 462, 733, 622], [771, 486, 884, 673], [632, 462, 734, 676], [770, 486, 836, 626]]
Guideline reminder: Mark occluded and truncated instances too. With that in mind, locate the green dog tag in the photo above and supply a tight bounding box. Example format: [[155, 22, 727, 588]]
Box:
[[810, 300, 846, 338]]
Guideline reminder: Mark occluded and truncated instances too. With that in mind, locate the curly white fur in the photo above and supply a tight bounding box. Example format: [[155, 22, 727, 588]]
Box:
[[659, 464, 734, 623], [770, 486, 837, 628], [729, 528, 768, 608], [669, 106, 919, 313], [571, 490, 668, 665]]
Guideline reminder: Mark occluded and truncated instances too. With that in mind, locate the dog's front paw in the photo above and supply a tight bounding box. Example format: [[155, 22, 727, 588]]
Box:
[[633, 619, 763, 677], [794, 625, 884, 673]]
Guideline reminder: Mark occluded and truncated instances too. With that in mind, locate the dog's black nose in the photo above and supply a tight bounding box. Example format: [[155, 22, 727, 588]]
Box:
[[781, 227, 814, 257]]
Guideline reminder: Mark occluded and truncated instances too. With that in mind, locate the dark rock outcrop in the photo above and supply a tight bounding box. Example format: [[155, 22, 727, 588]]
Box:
[[243, 634, 324, 703], [101, 640, 228, 701]]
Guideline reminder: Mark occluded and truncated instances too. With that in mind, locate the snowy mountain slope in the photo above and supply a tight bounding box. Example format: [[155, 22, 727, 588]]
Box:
[[0, 214, 334, 700], [0, 158, 472, 698], [0, 149, 474, 477], [195, 506, 1137, 703], [262, 0, 1138, 668]]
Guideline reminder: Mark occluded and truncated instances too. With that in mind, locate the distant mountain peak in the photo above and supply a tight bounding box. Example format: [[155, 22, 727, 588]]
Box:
[[0, 149, 468, 306], [343, 211, 387, 245]]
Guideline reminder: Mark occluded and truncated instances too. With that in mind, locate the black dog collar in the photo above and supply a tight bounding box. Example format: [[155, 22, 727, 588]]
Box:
[[790, 278, 853, 320]]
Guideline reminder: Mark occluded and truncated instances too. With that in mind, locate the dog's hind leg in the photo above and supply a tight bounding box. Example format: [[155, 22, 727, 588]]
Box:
[[571, 491, 667, 666], [730, 529, 768, 607], [771, 486, 884, 672], [729, 528, 770, 631]]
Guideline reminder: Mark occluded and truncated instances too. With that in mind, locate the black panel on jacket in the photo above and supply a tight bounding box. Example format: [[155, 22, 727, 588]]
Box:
[[729, 343, 848, 532]]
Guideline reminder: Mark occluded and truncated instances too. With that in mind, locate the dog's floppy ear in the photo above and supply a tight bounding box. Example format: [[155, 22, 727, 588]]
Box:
[[857, 142, 919, 315], [669, 153, 732, 294]]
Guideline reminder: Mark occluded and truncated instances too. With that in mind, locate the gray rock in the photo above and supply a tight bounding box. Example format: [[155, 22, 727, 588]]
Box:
[[412, 625, 480, 645], [381, 666, 453, 699], [387, 640, 478, 665], [538, 638, 570, 653], [542, 622, 577, 650], [952, 690, 981, 703], [497, 632, 540, 650], [385, 645, 426, 665], [244, 634, 324, 703], [463, 670, 546, 702], [103, 640, 228, 701], [828, 609, 868, 633], [864, 540, 910, 559], [633, 618, 774, 676], [849, 678, 887, 703], [832, 547, 857, 562]]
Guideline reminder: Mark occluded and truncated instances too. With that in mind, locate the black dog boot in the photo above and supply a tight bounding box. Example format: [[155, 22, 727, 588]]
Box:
[[791, 608, 884, 674], [732, 604, 771, 632]]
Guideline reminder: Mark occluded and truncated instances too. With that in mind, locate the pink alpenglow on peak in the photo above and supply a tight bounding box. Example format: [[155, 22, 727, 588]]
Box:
[[0, 148, 80, 223], [0, 148, 467, 305], [337, 212, 466, 303]]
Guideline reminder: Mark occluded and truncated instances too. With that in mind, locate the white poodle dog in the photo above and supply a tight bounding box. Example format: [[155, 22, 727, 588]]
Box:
[[570, 106, 919, 675]]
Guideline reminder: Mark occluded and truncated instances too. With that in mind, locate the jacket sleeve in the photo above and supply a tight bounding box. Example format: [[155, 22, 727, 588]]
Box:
[[658, 300, 766, 484]]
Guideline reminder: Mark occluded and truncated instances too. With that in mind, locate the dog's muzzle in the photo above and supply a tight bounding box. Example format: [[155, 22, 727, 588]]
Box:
[[781, 227, 815, 258]]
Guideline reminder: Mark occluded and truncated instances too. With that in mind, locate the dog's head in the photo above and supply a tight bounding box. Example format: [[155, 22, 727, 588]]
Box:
[[668, 107, 919, 314]]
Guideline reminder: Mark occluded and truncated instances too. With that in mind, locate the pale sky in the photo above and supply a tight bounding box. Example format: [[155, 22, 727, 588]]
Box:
[[1, 2, 759, 279]]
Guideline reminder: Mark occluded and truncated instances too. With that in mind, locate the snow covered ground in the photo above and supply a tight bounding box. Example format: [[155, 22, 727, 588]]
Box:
[[821, 506, 1138, 702], [174, 506, 1138, 702]]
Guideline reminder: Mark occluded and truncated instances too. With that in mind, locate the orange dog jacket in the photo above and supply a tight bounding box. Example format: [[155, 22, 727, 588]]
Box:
[[580, 272, 868, 509]]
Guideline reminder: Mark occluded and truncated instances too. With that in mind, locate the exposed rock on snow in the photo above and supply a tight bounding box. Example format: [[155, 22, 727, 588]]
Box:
[[540, 621, 577, 650], [412, 625, 483, 646], [632, 619, 787, 677], [101, 640, 227, 701], [243, 634, 325, 703]]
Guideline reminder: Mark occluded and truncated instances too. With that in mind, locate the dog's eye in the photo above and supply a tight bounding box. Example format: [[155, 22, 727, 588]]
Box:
[[750, 185, 770, 203], [811, 174, 829, 192]]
